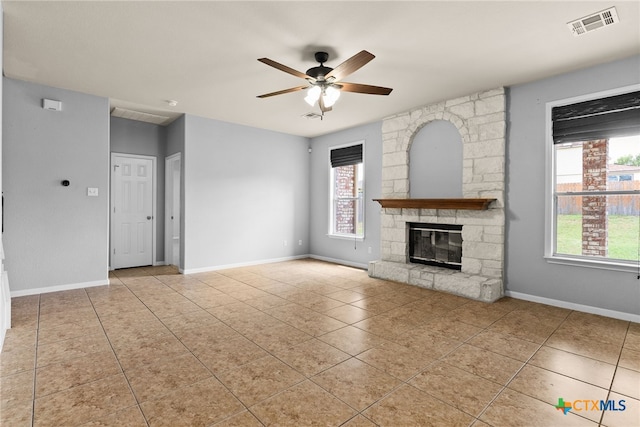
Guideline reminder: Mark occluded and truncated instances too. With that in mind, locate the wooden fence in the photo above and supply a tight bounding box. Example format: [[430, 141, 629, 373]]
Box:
[[557, 181, 640, 215]]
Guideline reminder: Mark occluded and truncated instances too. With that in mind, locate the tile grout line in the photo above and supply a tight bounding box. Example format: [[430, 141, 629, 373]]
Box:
[[84, 286, 151, 427]]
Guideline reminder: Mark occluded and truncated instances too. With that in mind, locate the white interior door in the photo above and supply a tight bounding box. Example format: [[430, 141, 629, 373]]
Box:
[[165, 153, 181, 267], [111, 154, 154, 269]]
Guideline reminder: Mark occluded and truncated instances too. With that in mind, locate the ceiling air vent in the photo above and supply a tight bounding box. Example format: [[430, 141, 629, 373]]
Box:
[[302, 112, 323, 120], [568, 7, 619, 36], [111, 107, 172, 125]]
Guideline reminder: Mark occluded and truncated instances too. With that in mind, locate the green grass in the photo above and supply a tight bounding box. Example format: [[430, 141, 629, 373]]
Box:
[[557, 215, 640, 261]]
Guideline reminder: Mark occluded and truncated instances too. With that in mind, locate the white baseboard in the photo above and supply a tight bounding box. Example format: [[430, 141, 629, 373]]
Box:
[[181, 255, 311, 275], [10, 279, 110, 298], [308, 255, 368, 270], [505, 290, 640, 323], [153, 261, 167, 267]]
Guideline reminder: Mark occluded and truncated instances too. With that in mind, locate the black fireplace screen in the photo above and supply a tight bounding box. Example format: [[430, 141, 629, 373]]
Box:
[[408, 223, 463, 270]]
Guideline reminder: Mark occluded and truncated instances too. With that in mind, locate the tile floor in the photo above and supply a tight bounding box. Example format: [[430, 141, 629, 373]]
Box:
[[1, 259, 638, 426]]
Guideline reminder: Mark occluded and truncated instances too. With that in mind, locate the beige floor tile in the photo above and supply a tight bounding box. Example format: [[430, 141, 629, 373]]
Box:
[[619, 347, 640, 372], [311, 357, 401, 411], [529, 345, 616, 389], [36, 333, 112, 368], [467, 329, 540, 362], [125, 352, 212, 403], [35, 350, 121, 398], [80, 405, 148, 427], [5, 260, 639, 426], [326, 289, 366, 304], [2, 328, 37, 350], [356, 340, 435, 381], [324, 304, 372, 324], [0, 370, 34, 409], [480, 388, 596, 426], [195, 334, 270, 374], [211, 410, 263, 427], [250, 380, 357, 426], [0, 399, 33, 427], [364, 383, 475, 426], [0, 346, 36, 376], [318, 326, 390, 356], [350, 295, 400, 314], [600, 392, 639, 427], [140, 377, 244, 427], [33, 373, 136, 427], [507, 364, 608, 423], [443, 343, 524, 385], [611, 366, 640, 399], [341, 415, 378, 427], [410, 361, 502, 417], [217, 355, 305, 406], [272, 338, 350, 377], [545, 328, 623, 364]]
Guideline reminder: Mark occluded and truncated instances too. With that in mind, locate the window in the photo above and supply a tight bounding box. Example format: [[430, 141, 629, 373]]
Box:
[[547, 87, 640, 270], [329, 143, 364, 238]]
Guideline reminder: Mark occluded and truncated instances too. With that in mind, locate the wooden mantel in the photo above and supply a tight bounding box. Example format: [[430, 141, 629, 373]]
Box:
[[373, 198, 496, 210]]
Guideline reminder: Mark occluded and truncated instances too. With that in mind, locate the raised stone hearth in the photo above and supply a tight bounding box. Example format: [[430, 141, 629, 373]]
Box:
[[368, 88, 506, 302]]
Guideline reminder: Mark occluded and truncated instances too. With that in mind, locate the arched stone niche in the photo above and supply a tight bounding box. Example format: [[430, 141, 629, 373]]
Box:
[[409, 119, 463, 198]]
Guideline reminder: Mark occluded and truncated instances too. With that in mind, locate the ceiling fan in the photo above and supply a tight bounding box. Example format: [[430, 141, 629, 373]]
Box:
[[257, 50, 393, 117]]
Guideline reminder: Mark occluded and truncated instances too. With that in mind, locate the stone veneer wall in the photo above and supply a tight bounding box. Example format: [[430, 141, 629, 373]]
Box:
[[368, 88, 506, 302]]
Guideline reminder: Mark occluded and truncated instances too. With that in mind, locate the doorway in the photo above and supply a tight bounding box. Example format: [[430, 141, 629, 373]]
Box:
[[165, 153, 181, 268], [110, 153, 156, 269]]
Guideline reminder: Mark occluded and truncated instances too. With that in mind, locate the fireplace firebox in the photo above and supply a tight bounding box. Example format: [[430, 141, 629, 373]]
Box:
[[408, 223, 463, 270]]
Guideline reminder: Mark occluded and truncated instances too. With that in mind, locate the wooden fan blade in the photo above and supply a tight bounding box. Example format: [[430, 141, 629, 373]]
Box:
[[258, 58, 312, 80], [257, 85, 308, 98], [325, 50, 375, 81], [339, 82, 393, 95]]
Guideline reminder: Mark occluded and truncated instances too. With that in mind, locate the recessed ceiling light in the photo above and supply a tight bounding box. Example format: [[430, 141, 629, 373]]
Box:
[[167, 100, 178, 107]]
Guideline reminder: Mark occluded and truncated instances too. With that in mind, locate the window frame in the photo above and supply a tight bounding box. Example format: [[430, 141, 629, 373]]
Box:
[[544, 84, 640, 272], [328, 141, 365, 241]]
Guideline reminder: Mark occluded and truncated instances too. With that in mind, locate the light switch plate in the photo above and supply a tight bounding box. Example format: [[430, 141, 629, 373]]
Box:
[[87, 187, 99, 197]]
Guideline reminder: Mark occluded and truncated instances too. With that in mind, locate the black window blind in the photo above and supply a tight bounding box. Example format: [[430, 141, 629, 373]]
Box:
[[330, 144, 363, 167], [552, 90, 640, 144]]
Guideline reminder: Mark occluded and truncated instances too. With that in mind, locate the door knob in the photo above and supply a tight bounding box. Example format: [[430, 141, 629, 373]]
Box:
[[147, 216, 152, 220]]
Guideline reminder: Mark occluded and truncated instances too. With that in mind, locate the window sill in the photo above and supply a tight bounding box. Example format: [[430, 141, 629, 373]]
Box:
[[327, 234, 365, 242], [545, 254, 639, 273]]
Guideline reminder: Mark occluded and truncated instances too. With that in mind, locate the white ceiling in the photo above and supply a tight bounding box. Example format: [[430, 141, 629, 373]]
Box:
[[3, 1, 639, 138]]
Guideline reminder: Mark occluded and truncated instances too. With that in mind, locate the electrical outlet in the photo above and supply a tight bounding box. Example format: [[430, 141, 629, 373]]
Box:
[[298, 240, 302, 246], [368, 246, 372, 254], [283, 240, 287, 247], [87, 187, 99, 197]]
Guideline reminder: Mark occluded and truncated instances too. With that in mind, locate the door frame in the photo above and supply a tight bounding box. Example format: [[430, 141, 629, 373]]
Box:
[[164, 153, 181, 269], [110, 152, 157, 270]]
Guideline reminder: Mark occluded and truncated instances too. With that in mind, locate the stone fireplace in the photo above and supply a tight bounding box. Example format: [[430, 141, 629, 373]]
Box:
[[368, 88, 506, 302]]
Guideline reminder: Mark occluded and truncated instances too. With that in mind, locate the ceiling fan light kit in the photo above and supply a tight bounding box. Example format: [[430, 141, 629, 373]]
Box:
[[257, 50, 392, 117]]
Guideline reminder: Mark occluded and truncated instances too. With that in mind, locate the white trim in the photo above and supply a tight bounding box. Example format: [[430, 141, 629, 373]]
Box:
[[153, 261, 167, 267], [308, 254, 368, 270], [164, 153, 181, 270], [110, 153, 157, 269], [544, 84, 640, 266], [326, 234, 365, 242], [545, 255, 640, 273], [10, 279, 109, 298], [328, 140, 366, 239], [181, 255, 311, 275], [505, 290, 640, 323]]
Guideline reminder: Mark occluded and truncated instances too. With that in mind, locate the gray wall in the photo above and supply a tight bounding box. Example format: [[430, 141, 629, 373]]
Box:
[[3, 78, 109, 292], [309, 121, 382, 268], [506, 55, 640, 316], [182, 114, 310, 272], [110, 116, 166, 264]]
